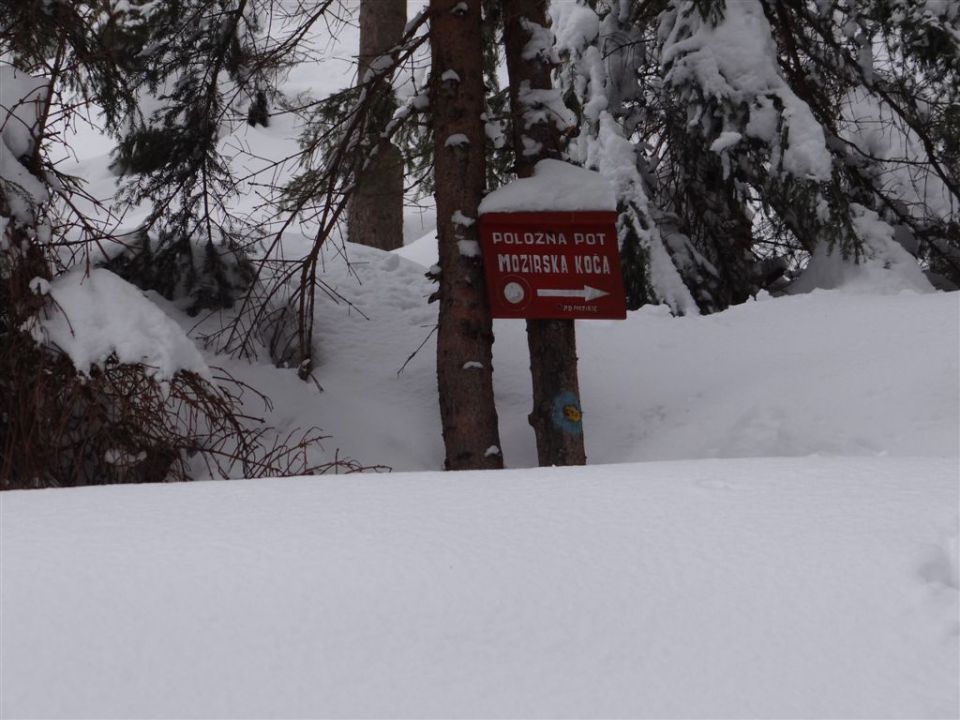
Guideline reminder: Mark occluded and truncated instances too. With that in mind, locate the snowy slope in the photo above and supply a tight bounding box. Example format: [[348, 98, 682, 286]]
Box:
[[2, 457, 956, 718], [207, 240, 959, 472]]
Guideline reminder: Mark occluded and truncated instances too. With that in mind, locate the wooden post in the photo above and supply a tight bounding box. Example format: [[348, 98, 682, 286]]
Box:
[[502, 0, 586, 466]]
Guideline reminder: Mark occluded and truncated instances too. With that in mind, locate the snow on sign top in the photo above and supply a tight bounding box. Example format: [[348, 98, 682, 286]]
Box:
[[479, 159, 616, 214]]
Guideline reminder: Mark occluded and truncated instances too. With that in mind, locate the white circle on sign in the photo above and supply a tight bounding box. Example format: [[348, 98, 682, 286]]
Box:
[[503, 281, 525, 304]]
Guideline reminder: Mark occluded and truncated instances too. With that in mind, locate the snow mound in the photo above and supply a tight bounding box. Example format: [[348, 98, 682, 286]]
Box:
[[576, 292, 958, 463], [27, 268, 210, 380], [790, 205, 935, 294], [394, 228, 439, 267], [479, 159, 616, 214]]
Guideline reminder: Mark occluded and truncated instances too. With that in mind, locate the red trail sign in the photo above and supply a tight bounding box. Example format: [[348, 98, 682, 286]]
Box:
[[478, 211, 627, 320]]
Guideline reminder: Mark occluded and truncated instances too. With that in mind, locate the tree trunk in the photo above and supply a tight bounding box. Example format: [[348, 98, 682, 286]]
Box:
[[347, 0, 406, 251], [430, 0, 504, 470], [346, 143, 404, 251], [502, 0, 586, 466]]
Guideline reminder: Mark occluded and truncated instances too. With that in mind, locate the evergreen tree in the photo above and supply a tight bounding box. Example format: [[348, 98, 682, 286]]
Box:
[[106, 0, 280, 312], [0, 1, 338, 486], [552, 0, 959, 312]]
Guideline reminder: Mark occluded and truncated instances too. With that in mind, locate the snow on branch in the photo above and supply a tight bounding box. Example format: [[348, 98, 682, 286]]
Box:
[[25, 268, 210, 381], [517, 81, 576, 132], [660, 0, 832, 181], [520, 18, 560, 64]]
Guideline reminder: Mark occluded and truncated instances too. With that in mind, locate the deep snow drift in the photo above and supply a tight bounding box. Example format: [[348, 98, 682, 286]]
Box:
[[2, 457, 957, 718]]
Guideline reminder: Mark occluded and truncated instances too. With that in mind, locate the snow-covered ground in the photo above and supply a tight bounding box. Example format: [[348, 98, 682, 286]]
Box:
[[2, 248, 958, 716], [2, 457, 957, 718]]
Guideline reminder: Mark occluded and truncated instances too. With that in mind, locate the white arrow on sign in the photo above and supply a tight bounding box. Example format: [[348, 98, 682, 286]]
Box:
[[536, 285, 610, 302]]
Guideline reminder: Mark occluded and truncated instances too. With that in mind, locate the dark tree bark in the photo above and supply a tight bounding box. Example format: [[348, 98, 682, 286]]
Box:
[[430, 0, 504, 470], [347, 0, 406, 251], [502, 0, 586, 466]]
